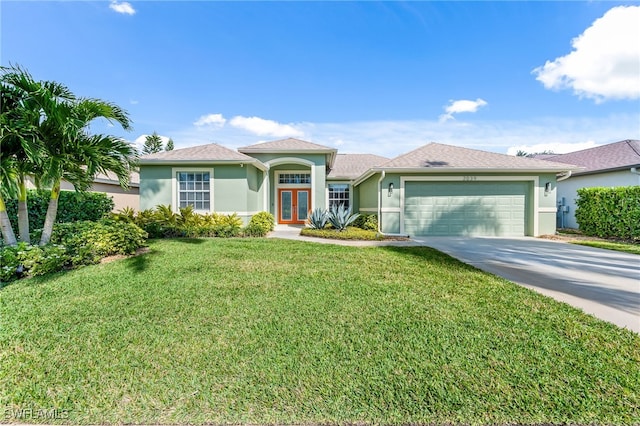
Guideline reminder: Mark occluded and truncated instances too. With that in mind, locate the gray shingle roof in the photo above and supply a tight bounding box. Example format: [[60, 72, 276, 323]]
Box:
[[328, 154, 389, 179], [380, 143, 579, 171], [94, 171, 139, 186], [140, 143, 256, 162], [238, 138, 336, 152], [538, 140, 640, 175]]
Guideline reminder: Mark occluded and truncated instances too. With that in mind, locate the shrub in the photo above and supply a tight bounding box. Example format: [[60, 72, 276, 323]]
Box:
[[5, 190, 114, 232], [306, 207, 328, 229], [575, 186, 640, 241], [1, 243, 69, 283], [327, 204, 360, 231], [51, 219, 148, 266], [353, 213, 378, 231], [244, 212, 275, 237], [131, 206, 246, 238]]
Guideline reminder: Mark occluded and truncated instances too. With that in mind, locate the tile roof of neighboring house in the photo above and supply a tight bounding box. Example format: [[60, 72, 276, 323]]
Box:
[[139, 143, 257, 163], [328, 154, 390, 179], [94, 171, 140, 186], [238, 138, 337, 152], [536, 140, 640, 175], [378, 143, 580, 171]]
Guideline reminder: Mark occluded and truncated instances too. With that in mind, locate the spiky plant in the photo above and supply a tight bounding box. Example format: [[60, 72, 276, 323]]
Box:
[[306, 207, 328, 229], [327, 204, 360, 231]]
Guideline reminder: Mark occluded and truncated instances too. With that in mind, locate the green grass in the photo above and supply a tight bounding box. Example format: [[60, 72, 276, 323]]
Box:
[[570, 240, 640, 255], [1, 239, 639, 425]]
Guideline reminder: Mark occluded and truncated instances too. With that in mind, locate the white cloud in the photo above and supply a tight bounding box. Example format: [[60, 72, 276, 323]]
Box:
[[129, 99, 139, 105], [506, 141, 599, 156], [229, 115, 304, 138], [439, 98, 488, 122], [533, 6, 640, 102], [109, 1, 136, 15], [193, 113, 226, 127], [164, 113, 639, 159]]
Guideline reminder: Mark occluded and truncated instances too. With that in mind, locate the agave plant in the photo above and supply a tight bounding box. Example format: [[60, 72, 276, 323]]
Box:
[[306, 207, 328, 229], [327, 204, 360, 231]]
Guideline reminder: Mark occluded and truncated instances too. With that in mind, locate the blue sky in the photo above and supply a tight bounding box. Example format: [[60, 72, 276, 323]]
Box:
[[2, 1, 639, 158]]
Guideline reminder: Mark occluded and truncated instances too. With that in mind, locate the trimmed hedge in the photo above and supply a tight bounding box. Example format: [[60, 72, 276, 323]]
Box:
[[301, 227, 384, 241], [575, 186, 640, 241], [5, 190, 114, 232]]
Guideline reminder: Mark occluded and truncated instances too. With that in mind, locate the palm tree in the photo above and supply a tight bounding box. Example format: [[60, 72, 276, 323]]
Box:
[[1, 66, 77, 244], [38, 97, 137, 245], [1, 65, 137, 246]]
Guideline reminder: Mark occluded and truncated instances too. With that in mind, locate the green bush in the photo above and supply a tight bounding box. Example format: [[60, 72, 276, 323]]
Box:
[[131, 205, 247, 238], [51, 219, 148, 266], [5, 190, 114, 233], [1, 243, 69, 283], [244, 212, 275, 237], [575, 186, 640, 241], [353, 213, 378, 231]]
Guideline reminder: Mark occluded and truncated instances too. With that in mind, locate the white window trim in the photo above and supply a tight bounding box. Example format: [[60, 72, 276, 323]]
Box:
[[326, 181, 352, 210], [399, 175, 540, 236], [171, 167, 215, 214]]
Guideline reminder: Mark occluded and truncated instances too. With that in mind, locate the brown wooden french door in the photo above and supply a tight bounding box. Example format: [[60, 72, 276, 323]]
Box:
[[278, 189, 310, 224]]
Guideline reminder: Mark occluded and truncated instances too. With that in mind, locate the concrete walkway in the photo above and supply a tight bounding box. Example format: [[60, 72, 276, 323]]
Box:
[[268, 226, 640, 333]]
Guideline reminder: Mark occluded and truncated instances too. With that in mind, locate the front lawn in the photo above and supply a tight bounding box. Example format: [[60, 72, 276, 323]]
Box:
[[1, 239, 638, 425]]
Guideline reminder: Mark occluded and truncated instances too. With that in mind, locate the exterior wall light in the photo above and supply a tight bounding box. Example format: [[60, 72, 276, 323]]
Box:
[[544, 182, 551, 195], [388, 182, 394, 197]]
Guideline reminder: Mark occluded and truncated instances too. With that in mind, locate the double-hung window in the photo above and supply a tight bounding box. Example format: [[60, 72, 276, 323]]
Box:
[[177, 171, 210, 211], [328, 183, 350, 209]]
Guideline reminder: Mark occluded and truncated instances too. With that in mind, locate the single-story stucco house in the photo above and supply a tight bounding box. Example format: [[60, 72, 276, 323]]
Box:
[[534, 139, 640, 229], [139, 138, 579, 237]]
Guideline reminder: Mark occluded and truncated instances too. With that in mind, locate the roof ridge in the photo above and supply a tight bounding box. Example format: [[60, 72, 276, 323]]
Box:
[[626, 139, 640, 158]]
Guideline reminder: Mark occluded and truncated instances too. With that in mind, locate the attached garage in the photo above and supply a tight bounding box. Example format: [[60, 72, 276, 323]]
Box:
[[403, 181, 529, 237]]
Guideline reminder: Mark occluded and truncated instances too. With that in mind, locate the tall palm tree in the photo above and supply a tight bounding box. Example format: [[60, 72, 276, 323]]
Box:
[[1, 66, 74, 244], [1, 65, 137, 246], [38, 98, 137, 245]]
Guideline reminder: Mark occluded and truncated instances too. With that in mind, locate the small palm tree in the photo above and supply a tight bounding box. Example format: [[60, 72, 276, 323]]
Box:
[[38, 98, 137, 245]]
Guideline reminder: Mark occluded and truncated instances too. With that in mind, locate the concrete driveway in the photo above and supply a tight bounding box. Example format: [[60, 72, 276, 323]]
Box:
[[413, 237, 640, 333]]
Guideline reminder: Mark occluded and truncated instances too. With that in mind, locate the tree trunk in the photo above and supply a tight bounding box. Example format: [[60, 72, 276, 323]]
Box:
[[17, 176, 30, 244], [0, 194, 18, 246], [39, 181, 61, 246]]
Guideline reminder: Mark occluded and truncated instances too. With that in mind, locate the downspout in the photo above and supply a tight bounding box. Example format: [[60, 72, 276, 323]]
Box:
[[377, 170, 386, 234], [556, 171, 572, 229], [557, 170, 572, 182]]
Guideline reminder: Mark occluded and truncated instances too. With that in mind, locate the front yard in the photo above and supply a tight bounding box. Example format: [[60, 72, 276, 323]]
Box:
[[1, 239, 638, 425]]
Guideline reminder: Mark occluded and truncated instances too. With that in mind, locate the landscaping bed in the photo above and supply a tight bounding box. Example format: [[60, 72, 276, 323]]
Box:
[[1, 239, 638, 425], [540, 229, 640, 255]]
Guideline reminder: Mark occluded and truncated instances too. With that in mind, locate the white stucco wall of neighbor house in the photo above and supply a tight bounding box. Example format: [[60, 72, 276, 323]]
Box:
[[557, 169, 640, 229]]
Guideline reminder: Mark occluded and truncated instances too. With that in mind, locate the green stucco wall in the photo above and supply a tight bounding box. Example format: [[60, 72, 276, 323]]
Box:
[[247, 153, 328, 217], [139, 164, 264, 223]]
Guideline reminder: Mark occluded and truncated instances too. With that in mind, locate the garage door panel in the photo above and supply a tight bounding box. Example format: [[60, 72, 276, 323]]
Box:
[[404, 181, 528, 237]]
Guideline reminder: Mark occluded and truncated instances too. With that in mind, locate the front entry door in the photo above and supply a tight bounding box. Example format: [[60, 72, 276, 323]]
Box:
[[279, 189, 310, 224]]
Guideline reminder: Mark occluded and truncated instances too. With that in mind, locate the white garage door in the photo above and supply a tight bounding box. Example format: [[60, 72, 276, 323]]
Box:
[[404, 181, 528, 236]]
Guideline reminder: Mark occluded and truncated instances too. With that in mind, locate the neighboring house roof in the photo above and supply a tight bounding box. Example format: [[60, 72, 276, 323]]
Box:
[[139, 143, 267, 170], [378, 143, 580, 171], [94, 171, 140, 187], [328, 154, 389, 179], [536, 139, 640, 176]]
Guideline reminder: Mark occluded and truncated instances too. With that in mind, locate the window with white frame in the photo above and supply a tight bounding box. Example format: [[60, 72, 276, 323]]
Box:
[[177, 171, 210, 210], [328, 183, 350, 209], [278, 173, 311, 184]]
